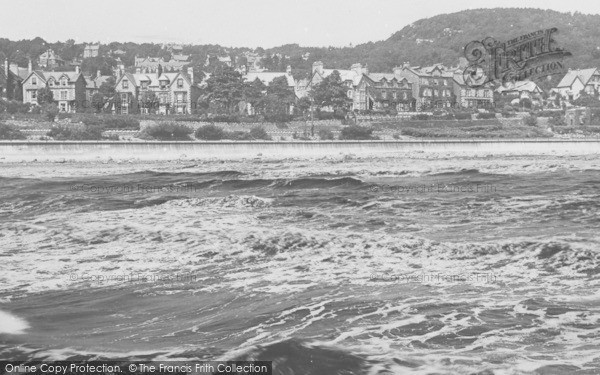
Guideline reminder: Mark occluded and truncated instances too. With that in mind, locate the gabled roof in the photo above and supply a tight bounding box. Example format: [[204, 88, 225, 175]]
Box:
[[496, 80, 542, 93], [24, 70, 82, 84], [117, 71, 190, 89], [556, 68, 599, 88], [243, 72, 295, 87]]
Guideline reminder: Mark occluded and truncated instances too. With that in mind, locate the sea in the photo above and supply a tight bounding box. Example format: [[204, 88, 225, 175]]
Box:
[[1, 165, 599, 374]]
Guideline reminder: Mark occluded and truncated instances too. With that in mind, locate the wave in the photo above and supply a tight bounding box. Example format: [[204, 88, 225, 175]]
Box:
[[0, 310, 29, 335]]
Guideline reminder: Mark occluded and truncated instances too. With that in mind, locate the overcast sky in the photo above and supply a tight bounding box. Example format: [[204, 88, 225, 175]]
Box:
[[0, 0, 599, 47]]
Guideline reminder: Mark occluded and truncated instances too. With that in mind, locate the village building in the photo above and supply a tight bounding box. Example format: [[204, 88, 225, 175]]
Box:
[[83, 44, 100, 59], [396, 63, 455, 110], [358, 73, 415, 112], [552, 68, 600, 101], [21, 67, 87, 112], [37, 49, 65, 69], [452, 71, 494, 109], [113, 67, 199, 115], [134, 57, 190, 73], [243, 66, 297, 114]]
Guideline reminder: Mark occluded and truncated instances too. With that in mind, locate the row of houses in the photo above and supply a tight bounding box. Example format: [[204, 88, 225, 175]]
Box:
[[5, 51, 600, 115]]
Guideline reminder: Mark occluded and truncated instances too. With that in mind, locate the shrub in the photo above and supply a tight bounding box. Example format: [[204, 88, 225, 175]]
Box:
[[46, 124, 104, 140], [264, 112, 293, 123], [0, 123, 27, 140], [339, 126, 375, 140], [476, 112, 496, 119], [195, 124, 226, 140], [43, 103, 59, 122], [318, 129, 334, 140], [74, 115, 140, 130], [207, 114, 240, 123], [501, 111, 515, 118], [248, 126, 271, 140], [454, 112, 472, 120], [412, 114, 430, 120], [139, 122, 193, 140], [523, 114, 538, 127]]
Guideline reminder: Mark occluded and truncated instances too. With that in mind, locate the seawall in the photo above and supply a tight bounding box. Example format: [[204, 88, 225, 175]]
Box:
[[1, 140, 599, 162]]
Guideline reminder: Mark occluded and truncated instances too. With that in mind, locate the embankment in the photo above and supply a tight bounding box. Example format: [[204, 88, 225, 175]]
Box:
[[1, 140, 599, 162]]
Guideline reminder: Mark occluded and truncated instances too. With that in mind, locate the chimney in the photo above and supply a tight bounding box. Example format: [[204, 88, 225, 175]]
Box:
[[403, 61, 410, 69], [364, 63, 369, 75], [187, 66, 194, 83], [136, 67, 141, 74], [28, 59, 32, 73], [96, 69, 101, 78], [393, 66, 403, 75], [312, 61, 323, 75], [286, 65, 292, 75], [75, 65, 80, 74]]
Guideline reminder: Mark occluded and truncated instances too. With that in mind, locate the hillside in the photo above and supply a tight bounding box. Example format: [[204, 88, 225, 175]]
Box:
[[1, 8, 600, 79], [266, 8, 600, 73]]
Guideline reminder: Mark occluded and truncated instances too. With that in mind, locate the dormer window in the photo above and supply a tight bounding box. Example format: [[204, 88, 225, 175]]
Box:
[[122, 79, 129, 89], [141, 82, 148, 90], [48, 79, 54, 86], [160, 80, 168, 90], [177, 78, 183, 88], [61, 78, 67, 86]]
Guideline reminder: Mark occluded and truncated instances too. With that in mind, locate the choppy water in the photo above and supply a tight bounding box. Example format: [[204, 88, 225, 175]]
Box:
[[1, 166, 600, 374]]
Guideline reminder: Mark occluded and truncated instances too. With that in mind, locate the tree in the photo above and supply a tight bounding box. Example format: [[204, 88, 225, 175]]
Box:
[[91, 93, 105, 113], [200, 66, 244, 114], [309, 70, 352, 113], [573, 91, 600, 108], [263, 76, 295, 122], [99, 76, 116, 97], [243, 78, 266, 114], [37, 87, 54, 105], [139, 91, 158, 114], [42, 103, 59, 122]]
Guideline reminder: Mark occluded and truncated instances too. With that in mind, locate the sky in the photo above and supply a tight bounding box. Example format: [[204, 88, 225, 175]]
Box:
[[0, 0, 599, 48]]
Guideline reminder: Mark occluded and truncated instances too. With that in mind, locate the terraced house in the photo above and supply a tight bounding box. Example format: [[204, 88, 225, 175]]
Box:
[[21, 67, 86, 112], [113, 67, 199, 114]]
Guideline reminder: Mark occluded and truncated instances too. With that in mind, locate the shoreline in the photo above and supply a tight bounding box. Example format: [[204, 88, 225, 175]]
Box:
[[1, 139, 599, 163]]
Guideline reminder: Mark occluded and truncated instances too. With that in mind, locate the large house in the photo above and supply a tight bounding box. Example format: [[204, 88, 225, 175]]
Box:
[[297, 61, 416, 112], [453, 71, 494, 109], [134, 57, 190, 73], [37, 49, 65, 69], [83, 44, 100, 59], [358, 73, 415, 112], [21, 67, 87, 112], [243, 66, 297, 114], [113, 67, 199, 114], [553, 68, 600, 101], [396, 64, 455, 110]]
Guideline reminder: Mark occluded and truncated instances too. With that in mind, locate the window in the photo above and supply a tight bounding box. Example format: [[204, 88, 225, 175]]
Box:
[[347, 90, 352, 98], [31, 90, 37, 99], [177, 78, 183, 88], [141, 82, 148, 90], [403, 92, 408, 100], [32, 77, 37, 85], [61, 78, 67, 86], [393, 91, 397, 99], [443, 80, 448, 86], [48, 79, 54, 86], [61, 91, 67, 100], [121, 93, 128, 102], [122, 79, 129, 89], [382, 90, 387, 99]]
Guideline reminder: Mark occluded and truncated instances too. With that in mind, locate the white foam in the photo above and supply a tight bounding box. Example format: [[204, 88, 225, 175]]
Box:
[[0, 310, 30, 334]]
